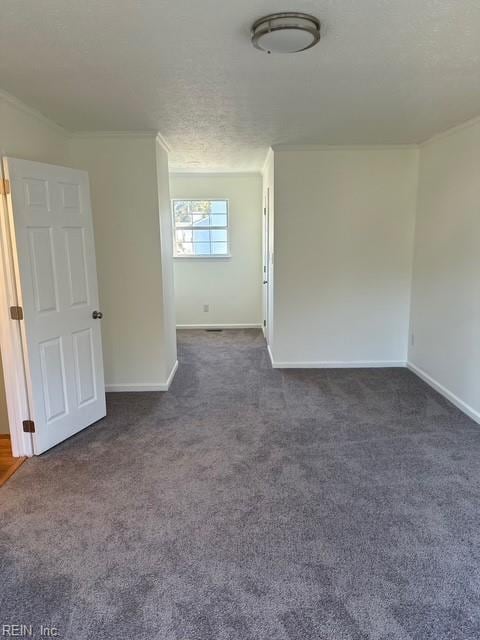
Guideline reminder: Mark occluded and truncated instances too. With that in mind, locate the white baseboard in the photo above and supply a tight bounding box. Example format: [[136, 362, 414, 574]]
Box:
[[268, 353, 406, 369], [106, 360, 179, 393], [407, 361, 480, 424], [165, 359, 179, 388], [267, 344, 275, 366], [106, 383, 168, 392], [176, 323, 262, 330]]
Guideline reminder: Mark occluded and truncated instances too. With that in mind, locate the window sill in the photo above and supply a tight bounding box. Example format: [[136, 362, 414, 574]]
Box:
[[173, 255, 232, 260]]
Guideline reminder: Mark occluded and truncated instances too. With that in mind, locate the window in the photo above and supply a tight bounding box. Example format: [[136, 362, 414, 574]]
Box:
[[172, 199, 229, 257]]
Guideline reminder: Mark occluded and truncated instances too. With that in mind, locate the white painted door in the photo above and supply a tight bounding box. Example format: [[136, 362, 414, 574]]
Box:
[[3, 158, 106, 454], [262, 188, 270, 342]]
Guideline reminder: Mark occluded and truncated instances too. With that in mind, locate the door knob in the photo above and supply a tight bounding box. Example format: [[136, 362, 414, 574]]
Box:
[[92, 310, 103, 319]]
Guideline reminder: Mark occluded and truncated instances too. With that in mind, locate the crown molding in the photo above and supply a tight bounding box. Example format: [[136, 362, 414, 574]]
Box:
[[69, 130, 158, 139], [155, 131, 172, 153], [3, 86, 480, 160], [272, 143, 419, 152], [0, 89, 171, 145], [0, 89, 67, 136], [261, 147, 274, 175], [419, 113, 480, 147]]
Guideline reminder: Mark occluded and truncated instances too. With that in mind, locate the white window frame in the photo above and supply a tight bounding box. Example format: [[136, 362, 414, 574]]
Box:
[[171, 198, 231, 259]]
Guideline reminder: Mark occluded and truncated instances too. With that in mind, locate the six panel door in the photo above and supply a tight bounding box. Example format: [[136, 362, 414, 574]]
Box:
[[3, 158, 106, 454]]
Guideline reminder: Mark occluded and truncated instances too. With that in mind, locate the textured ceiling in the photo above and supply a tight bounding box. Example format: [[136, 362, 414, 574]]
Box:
[[1, 1, 480, 171]]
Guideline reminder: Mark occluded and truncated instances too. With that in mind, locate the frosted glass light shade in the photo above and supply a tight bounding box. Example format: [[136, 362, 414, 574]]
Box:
[[251, 13, 321, 54]]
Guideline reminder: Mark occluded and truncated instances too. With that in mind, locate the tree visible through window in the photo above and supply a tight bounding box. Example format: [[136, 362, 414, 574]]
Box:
[[172, 199, 229, 257]]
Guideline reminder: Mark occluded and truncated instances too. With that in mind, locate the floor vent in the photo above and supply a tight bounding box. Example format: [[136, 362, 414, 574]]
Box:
[[206, 329, 223, 332]]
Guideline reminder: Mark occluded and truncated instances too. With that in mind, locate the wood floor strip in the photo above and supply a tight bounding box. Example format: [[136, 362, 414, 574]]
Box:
[[0, 436, 26, 487]]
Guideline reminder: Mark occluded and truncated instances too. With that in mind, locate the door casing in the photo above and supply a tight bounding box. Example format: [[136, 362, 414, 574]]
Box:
[[0, 161, 32, 456]]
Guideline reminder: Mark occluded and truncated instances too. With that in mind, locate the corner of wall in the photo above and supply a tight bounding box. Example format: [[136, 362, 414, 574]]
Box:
[[0, 90, 69, 164], [155, 138, 177, 379], [406, 145, 422, 364]]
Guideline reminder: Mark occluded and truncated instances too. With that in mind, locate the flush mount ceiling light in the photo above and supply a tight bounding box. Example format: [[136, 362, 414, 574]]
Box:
[[251, 12, 321, 54]]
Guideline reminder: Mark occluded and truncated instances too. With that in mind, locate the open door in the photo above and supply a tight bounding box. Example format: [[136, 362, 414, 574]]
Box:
[[262, 188, 270, 342], [3, 158, 106, 454]]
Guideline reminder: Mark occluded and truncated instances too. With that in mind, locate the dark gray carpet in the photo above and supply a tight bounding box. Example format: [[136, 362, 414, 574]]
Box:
[[1, 329, 480, 639]]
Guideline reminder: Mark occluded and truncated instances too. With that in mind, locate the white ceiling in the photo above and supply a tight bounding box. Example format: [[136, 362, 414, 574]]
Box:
[[1, 1, 480, 171]]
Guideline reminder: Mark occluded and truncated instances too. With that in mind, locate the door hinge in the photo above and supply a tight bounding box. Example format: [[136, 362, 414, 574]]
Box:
[[23, 420, 35, 433], [10, 306, 24, 321], [0, 179, 10, 195], [263, 319, 266, 327]]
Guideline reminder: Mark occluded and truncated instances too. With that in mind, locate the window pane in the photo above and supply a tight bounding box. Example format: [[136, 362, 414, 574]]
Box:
[[176, 229, 192, 242], [174, 201, 191, 226], [211, 229, 227, 242], [191, 201, 212, 214], [176, 242, 193, 255], [211, 200, 227, 213], [192, 214, 210, 227], [194, 242, 211, 255], [212, 242, 228, 255], [174, 200, 189, 214], [211, 214, 227, 227], [175, 215, 192, 227], [193, 229, 210, 243]]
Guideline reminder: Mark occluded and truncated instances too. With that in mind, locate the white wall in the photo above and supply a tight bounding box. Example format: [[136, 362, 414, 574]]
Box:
[[170, 173, 263, 327], [68, 134, 177, 390], [271, 147, 419, 366], [0, 93, 177, 406], [0, 93, 69, 434], [409, 120, 480, 422]]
